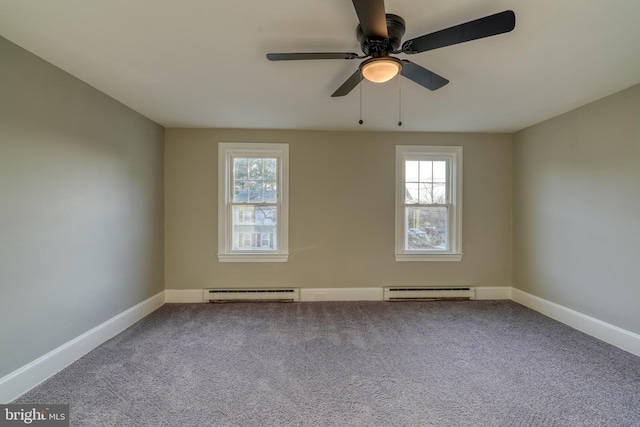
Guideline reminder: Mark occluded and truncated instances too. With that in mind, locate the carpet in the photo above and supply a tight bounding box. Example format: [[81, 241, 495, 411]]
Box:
[[14, 301, 640, 426]]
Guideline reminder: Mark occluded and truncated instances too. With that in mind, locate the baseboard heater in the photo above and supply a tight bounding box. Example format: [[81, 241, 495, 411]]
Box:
[[204, 288, 299, 303], [383, 287, 475, 301]]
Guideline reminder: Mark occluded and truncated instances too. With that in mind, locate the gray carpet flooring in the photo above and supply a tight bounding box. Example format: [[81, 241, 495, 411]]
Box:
[[14, 301, 640, 426]]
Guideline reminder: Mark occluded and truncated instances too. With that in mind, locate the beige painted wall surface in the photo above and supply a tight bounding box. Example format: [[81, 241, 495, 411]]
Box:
[[513, 84, 640, 334], [165, 129, 512, 290], [0, 37, 164, 377]]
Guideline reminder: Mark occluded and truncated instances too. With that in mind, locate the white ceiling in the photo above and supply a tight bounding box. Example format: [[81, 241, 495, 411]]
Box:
[[2, 0, 640, 133]]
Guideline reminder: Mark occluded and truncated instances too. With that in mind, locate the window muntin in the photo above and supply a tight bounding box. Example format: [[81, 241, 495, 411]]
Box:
[[396, 146, 462, 262], [218, 143, 288, 262], [231, 157, 278, 251], [404, 160, 450, 251]]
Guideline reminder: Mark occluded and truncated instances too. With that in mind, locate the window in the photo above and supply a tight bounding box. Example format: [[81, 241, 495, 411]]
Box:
[[395, 145, 463, 262], [218, 143, 289, 262], [241, 233, 252, 247]]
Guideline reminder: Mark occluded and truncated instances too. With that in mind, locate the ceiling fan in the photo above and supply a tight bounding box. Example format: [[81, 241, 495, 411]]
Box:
[[266, 0, 515, 97]]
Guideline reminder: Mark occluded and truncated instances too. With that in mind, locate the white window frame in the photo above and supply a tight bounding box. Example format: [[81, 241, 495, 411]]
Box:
[[218, 142, 289, 262], [395, 145, 463, 262]]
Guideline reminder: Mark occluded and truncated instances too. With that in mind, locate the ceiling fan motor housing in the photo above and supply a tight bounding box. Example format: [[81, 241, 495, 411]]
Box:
[[357, 14, 406, 56]]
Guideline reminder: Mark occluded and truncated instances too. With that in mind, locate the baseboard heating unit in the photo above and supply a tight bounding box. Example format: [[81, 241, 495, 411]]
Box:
[[383, 287, 475, 301], [204, 288, 299, 303]]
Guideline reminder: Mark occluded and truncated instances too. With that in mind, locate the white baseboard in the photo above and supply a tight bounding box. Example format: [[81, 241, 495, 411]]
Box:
[[474, 286, 511, 300], [299, 287, 383, 301], [165, 288, 384, 303], [511, 288, 640, 357], [298, 286, 510, 302], [164, 289, 205, 303], [165, 287, 384, 303], [0, 291, 165, 403], [165, 287, 510, 303]]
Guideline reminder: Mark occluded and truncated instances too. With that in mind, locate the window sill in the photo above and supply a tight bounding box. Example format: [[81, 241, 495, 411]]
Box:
[[395, 253, 463, 262], [217, 253, 289, 263]]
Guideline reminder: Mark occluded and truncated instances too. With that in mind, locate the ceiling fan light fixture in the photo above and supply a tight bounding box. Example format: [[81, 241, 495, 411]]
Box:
[[360, 57, 402, 83]]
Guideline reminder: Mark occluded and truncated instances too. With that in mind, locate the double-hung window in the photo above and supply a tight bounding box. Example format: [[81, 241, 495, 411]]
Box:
[[218, 143, 289, 262], [395, 145, 463, 262]]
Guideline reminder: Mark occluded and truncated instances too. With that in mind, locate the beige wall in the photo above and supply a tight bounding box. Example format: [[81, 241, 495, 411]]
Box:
[[0, 37, 164, 378], [165, 129, 512, 290], [513, 84, 640, 334]]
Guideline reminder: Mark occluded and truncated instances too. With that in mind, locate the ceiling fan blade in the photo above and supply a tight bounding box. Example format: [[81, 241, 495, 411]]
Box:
[[401, 60, 449, 91], [352, 0, 388, 39], [402, 10, 515, 54], [331, 70, 362, 97], [267, 52, 359, 61]]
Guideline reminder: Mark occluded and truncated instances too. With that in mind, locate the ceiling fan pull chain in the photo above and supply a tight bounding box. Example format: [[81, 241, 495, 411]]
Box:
[[359, 75, 364, 125], [398, 74, 403, 127]]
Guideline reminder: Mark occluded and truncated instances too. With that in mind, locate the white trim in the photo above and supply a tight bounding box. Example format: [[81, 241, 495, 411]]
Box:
[[217, 253, 288, 263], [474, 286, 512, 300], [166, 287, 508, 303], [395, 254, 463, 262], [217, 142, 289, 263], [164, 289, 205, 303], [168, 288, 382, 302], [299, 288, 383, 301], [511, 288, 640, 357], [395, 145, 463, 262], [0, 291, 165, 403]]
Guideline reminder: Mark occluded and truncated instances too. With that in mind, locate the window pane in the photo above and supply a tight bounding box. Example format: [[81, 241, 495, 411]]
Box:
[[264, 158, 277, 180], [433, 161, 447, 182], [248, 181, 262, 202], [419, 161, 433, 180], [249, 158, 262, 179], [419, 183, 433, 204], [405, 207, 448, 250], [264, 181, 277, 203], [234, 158, 248, 180], [405, 159, 449, 204], [234, 157, 278, 204], [233, 180, 248, 202], [406, 161, 419, 183], [405, 183, 419, 203], [232, 205, 278, 250], [433, 183, 447, 204]]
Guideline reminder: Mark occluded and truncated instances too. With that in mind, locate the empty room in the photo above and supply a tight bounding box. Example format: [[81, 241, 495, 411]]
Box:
[[1, 0, 639, 425]]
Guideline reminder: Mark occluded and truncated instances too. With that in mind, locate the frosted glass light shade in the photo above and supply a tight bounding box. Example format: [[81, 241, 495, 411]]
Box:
[[361, 57, 402, 83]]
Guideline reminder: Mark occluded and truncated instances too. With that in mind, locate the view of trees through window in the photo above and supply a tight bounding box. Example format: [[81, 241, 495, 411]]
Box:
[[404, 160, 449, 250], [231, 157, 278, 250]]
